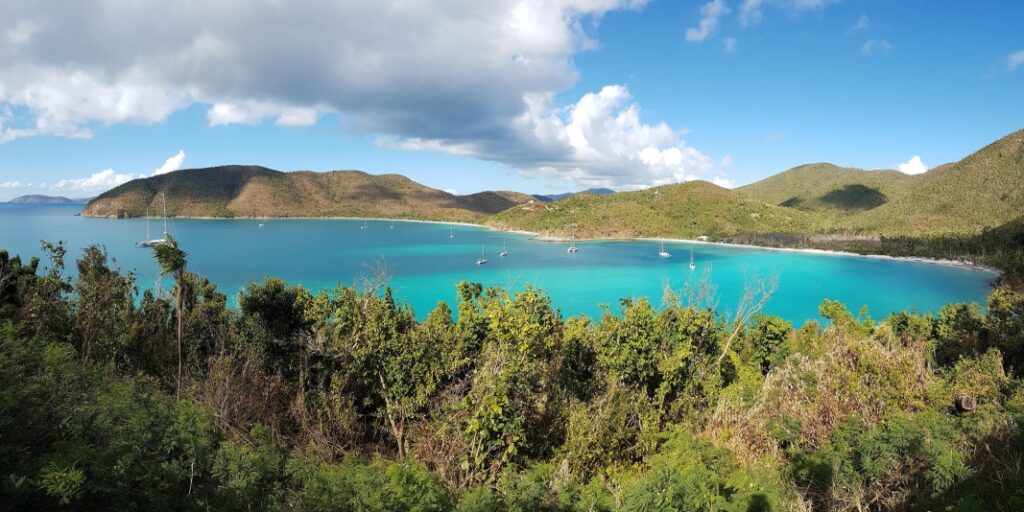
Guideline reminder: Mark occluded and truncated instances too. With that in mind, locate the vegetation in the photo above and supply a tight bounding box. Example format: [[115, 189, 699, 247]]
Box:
[[82, 166, 532, 221], [489, 180, 821, 239], [3, 241, 1024, 510], [491, 128, 1024, 272], [737, 163, 915, 214]]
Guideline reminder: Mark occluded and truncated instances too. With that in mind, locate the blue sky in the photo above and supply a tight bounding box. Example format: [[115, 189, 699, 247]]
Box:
[[1, 0, 1021, 200]]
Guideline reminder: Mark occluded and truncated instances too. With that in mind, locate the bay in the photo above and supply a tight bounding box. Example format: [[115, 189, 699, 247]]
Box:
[[0, 204, 996, 323]]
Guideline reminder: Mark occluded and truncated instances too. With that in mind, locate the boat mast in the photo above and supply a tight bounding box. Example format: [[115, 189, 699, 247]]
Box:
[[161, 194, 168, 237]]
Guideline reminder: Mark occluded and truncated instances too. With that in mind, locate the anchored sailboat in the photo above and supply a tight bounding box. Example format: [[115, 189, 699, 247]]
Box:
[[137, 194, 169, 247], [449, 228, 454, 239], [689, 248, 696, 271], [499, 240, 509, 257], [658, 240, 671, 258], [476, 245, 488, 265], [361, 219, 368, 230], [567, 231, 578, 254]]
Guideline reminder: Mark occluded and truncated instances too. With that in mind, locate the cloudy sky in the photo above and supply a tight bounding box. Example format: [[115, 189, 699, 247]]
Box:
[[0, 0, 1021, 199]]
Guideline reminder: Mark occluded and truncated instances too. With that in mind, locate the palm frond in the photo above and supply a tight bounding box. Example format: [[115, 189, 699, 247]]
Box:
[[152, 235, 187, 276]]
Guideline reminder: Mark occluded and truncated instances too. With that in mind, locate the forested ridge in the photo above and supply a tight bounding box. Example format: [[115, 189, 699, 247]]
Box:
[[2, 240, 1024, 511]]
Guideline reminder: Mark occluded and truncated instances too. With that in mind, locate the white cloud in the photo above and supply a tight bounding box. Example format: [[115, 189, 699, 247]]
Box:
[[0, 1, 738, 190], [0, 181, 23, 189], [0, 0, 647, 143], [712, 176, 736, 188], [738, 0, 838, 26], [52, 169, 138, 191], [723, 37, 738, 54], [443, 188, 458, 195], [389, 85, 728, 190], [738, 0, 763, 26], [152, 149, 186, 176], [897, 155, 928, 175], [686, 0, 730, 42], [1007, 50, 1024, 71], [851, 14, 870, 31], [862, 39, 893, 55]]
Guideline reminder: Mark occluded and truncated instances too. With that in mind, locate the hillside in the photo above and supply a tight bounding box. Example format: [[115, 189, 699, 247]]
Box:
[[737, 163, 915, 213], [533, 187, 616, 202], [8, 195, 91, 205], [488, 180, 820, 239], [853, 129, 1024, 234], [82, 166, 530, 221]]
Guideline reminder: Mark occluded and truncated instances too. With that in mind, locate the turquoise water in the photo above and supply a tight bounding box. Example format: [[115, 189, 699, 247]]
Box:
[[0, 204, 996, 324]]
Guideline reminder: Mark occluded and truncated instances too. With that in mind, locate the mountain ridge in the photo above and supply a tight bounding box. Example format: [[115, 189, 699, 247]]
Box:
[[82, 166, 534, 221]]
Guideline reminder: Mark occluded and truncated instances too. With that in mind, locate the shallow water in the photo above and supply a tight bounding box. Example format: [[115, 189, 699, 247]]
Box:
[[0, 204, 996, 324]]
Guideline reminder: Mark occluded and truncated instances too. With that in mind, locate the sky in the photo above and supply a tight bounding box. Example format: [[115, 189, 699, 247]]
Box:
[[0, 0, 1021, 200]]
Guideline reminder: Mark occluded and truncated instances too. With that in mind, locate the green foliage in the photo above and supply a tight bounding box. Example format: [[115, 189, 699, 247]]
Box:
[[286, 451, 451, 512], [3, 244, 1024, 510], [620, 430, 783, 511]]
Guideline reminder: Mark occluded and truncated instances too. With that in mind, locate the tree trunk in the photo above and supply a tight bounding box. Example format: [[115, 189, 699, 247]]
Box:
[[176, 274, 183, 402]]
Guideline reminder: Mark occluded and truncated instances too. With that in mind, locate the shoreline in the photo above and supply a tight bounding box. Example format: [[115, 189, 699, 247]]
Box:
[[486, 227, 1000, 275], [84, 213, 1001, 275]]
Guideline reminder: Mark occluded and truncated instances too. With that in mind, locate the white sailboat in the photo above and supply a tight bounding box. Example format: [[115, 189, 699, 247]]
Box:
[[258, 216, 267, 228], [476, 245, 488, 265], [689, 248, 696, 271], [390, 222, 395, 230], [137, 194, 169, 247], [658, 240, 671, 258], [361, 219, 368, 230], [449, 228, 454, 239], [499, 240, 509, 257], [567, 232, 578, 253]]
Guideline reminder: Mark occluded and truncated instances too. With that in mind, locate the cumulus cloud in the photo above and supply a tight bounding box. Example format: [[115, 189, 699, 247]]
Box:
[[152, 150, 186, 176], [0, 0, 739, 189], [1008, 50, 1024, 71], [52, 169, 138, 191], [1, 181, 23, 189], [712, 176, 736, 188], [686, 0, 730, 42], [0, 0, 647, 143], [385, 85, 729, 190], [897, 155, 928, 175], [862, 39, 893, 55]]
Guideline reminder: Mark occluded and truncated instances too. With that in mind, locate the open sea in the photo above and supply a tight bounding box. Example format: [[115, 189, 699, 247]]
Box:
[[0, 203, 997, 324]]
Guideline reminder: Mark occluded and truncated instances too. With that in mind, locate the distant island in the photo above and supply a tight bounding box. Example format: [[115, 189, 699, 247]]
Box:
[[8, 194, 92, 205]]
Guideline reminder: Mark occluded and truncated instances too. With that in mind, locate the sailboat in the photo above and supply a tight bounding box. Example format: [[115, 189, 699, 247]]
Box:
[[361, 219, 368, 230], [449, 228, 454, 239], [137, 194, 169, 247], [258, 216, 267, 228], [390, 222, 395, 230], [658, 240, 671, 258], [499, 240, 509, 257], [476, 245, 488, 265], [689, 249, 696, 271], [567, 232, 578, 253]]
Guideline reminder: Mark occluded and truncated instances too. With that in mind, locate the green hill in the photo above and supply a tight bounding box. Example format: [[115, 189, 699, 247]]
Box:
[[488, 180, 820, 239], [737, 163, 915, 213], [82, 166, 530, 221], [853, 129, 1024, 234]]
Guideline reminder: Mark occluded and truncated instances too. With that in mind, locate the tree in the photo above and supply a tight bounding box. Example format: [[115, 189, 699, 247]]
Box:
[[153, 235, 188, 400]]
